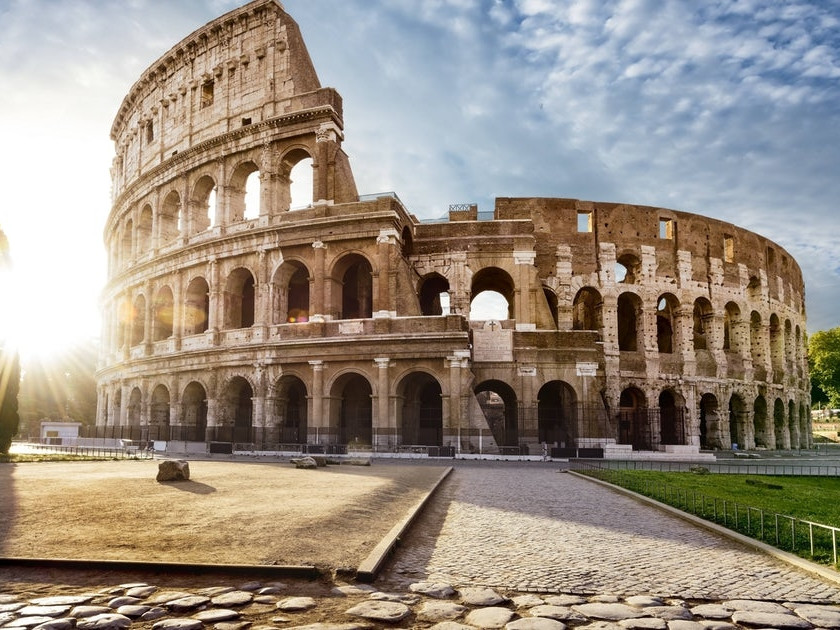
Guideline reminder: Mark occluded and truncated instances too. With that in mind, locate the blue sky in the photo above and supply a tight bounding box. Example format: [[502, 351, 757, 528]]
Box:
[[0, 0, 838, 354]]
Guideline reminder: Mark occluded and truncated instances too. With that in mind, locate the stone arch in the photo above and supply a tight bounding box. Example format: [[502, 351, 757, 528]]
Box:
[[330, 372, 373, 445], [219, 375, 254, 443], [159, 190, 181, 244], [699, 393, 723, 449], [181, 381, 208, 441], [470, 267, 515, 321], [615, 251, 641, 284], [282, 147, 314, 211], [573, 287, 602, 331], [273, 260, 310, 323], [754, 394, 769, 448], [396, 372, 443, 446], [618, 387, 649, 449], [537, 381, 577, 447], [769, 313, 783, 379], [656, 293, 680, 354], [225, 267, 256, 329], [152, 285, 174, 341], [659, 389, 684, 445], [150, 384, 170, 438], [723, 301, 741, 352], [475, 379, 518, 448], [774, 397, 788, 449], [184, 276, 210, 335], [130, 294, 146, 346], [750, 311, 766, 380], [127, 387, 142, 427], [137, 204, 153, 253], [331, 253, 373, 320], [543, 286, 559, 329], [228, 159, 260, 222], [728, 392, 748, 449], [190, 174, 216, 234], [418, 273, 450, 316], [274, 375, 308, 444], [617, 292, 643, 351], [693, 297, 713, 351]]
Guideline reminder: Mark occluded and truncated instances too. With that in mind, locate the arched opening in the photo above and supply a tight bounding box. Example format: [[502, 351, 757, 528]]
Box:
[[537, 381, 576, 448], [573, 287, 602, 331], [799, 404, 809, 449], [150, 384, 170, 439], [137, 204, 153, 253], [401, 226, 414, 257], [616, 252, 641, 284], [228, 161, 260, 222], [750, 311, 765, 380], [788, 400, 799, 450], [275, 375, 308, 444], [152, 286, 174, 341], [753, 395, 768, 448], [130, 295, 146, 346], [225, 267, 256, 329], [335, 254, 372, 319], [693, 298, 713, 351], [181, 382, 207, 442], [656, 294, 679, 354], [273, 261, 310, 323], [190, 175, 216, 233], [659, 390, 684, 445], [397, 372, 443, 447], [122, 219, 133, 265], [723, 302, 741, 352], [475, 380, 518, 448], [728, 393, 747, 449], [618, 387, 649, 449], [747, 275, 762, 302], [159, 190, 181, 243], [128, 387, 142, 428], [184, 276, 210, 335], [219, 376, 253, 443], [418, 273, 450, 316], [774, 398, 788, 449], [290, 157, 314, 209], [617, 292, 642, 351], [784, 319, 793, 365], [769, 313, 783, 379], [333, 373, 372, 446], [470, 267, 514, 321], [699, 393, 721, 449], [543, 287, 559, 329]]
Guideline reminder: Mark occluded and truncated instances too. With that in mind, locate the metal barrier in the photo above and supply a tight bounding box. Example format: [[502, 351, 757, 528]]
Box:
[[13, 442, 153, 460], [573, 462, 840, 566], [571, 458, 840, 476]]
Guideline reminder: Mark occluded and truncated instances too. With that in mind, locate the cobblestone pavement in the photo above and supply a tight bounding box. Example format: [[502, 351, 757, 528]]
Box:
[[379, 463, 840, 602]]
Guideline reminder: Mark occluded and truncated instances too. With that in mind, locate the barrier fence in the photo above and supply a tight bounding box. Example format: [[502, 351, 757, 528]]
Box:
[[572, 462, 840, 567], [12, 442, 153, 460], [570, 458, 840, 476]]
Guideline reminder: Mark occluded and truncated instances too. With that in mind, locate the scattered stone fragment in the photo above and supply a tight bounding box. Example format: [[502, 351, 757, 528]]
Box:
[[291, 456, 318, 469], [193, 608, 241, 622], [793, 604, 840, 628], [512, 595, 545, 608], [140, 608, 168, 621], [31, 598, 92, 608], [146, 592, 195, 606], [216, 622, 252, 630], [0, 603, 26, 613], [625, 597, 665, 608], [239, 583, 263, 593], [151, 619, 204, 630], [368, 592, 420, 605], [6, 617, 60, 628], [331, 585, 377, 597], [31, 618, 76, 630], [75, 613, 133, 630], [544, 595, 587, 607], [689, 605, 730, 620], [697, 622, 737, 630], [573, 603, 645, 621], [157, 459, 190, 481], [211, 591, 253, 607], [722, 599, 791, 614], [619, 618, 667, 630], [459, 587, 507, 606], [166, 596, 210, 613], [253, 596, 276, 605], [197, 587, 235, 598], [17, 606, 70, 618], [409, 582, 456, 599], [125, 586, 158, 599], [427, 623, 474, 630], [277, 597, 317, 612], [417, 600, 469, 622], [506, 618, 567, 629], [730, 611, 812, 629], [528, 605, 586, 622], [643, 606, 692, 621], [107, 597, 141, 609], [258, 586, 285, 596], [464, 606, 516, 628], [115, 605, 150, 618], [345, 600, 410, 623]]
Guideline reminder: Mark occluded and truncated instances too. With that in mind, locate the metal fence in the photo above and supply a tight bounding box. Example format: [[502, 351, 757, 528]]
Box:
[[573, 462, 840, 567], [12, 442, 153, 460], [570, 458, 840, 476]]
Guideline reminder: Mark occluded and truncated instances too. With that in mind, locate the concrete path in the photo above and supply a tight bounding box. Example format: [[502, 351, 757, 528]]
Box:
[[380, 463, 840, 602]]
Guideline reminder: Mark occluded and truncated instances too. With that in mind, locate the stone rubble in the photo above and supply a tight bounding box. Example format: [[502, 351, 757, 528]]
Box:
[[2, 579, 839, 630]]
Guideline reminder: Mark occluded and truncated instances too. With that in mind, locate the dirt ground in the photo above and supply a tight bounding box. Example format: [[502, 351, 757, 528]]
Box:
[[0, 458, 448, 570]]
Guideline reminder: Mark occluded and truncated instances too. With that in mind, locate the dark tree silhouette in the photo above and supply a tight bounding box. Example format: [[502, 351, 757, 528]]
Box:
[[0, 347, 20, 453]]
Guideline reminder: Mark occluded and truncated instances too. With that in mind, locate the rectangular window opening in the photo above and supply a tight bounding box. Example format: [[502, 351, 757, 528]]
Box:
[[724, 235, 734, 263], [577, 211, 593, 233], [241, 117, 252, 126], [145, 121, 154, 145], [201, 81, 214, 109], [659, 218, 674, 240]]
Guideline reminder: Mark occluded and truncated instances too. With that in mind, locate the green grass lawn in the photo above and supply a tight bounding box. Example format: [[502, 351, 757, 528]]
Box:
[[582, 468, 840, 565]]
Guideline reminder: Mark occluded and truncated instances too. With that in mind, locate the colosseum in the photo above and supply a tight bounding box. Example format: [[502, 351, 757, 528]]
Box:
[[95, 0, 811, 458]]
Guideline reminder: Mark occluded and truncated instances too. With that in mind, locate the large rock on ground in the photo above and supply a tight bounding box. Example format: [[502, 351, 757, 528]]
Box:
[[156, 460, 190, 482]]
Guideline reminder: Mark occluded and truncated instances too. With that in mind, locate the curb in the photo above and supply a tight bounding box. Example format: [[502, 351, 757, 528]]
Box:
[[356, 466, 454, 582], [0, 557, 323, 580], [569, 470, 840, 587]]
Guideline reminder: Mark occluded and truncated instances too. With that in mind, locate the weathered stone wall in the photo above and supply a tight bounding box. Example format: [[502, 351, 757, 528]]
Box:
[[97, 0, 810, 456]]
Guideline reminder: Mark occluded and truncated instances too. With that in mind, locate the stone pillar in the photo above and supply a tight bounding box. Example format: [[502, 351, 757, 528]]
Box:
[[449, 252, 470, 317], [514, 250, 537, 330], [374, 358, 392, 448], [208, 258, 221, 336], [446, 351, 470, 451], [555, 245, 573, 330], [517, 365, 538, 451], [252, 364, 266, 447], [310, 240, 327, 321], [375, 229, 398, 317], [308, 360, 325, 443]]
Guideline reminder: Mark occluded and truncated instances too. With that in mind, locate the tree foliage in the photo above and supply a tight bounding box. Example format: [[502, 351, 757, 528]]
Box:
[[0, 346, 21, 454], [809, 327, 840, 409]]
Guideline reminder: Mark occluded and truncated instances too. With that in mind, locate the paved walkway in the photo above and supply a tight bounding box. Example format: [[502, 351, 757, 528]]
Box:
[[380, 463, 840, 602]]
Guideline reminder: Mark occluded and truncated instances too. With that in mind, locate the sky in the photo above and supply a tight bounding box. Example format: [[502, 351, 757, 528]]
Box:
[[0, 0, 838, 358]]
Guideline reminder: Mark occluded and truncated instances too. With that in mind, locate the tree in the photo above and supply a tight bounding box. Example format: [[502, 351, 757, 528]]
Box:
[[0, 346, 20, 453], [809, 327, 840, 409]]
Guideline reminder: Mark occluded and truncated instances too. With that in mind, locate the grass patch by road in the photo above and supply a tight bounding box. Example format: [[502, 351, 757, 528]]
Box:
[[1, 453, 114, 463]]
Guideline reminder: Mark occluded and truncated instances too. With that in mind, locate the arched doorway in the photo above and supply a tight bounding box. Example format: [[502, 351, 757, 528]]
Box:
[[333, 255, 373, 319], [659, 390, 684, 445], [181, 382, 208, 442], [699, 393, 722, 449], [218, 376, 253, 443], [397, 372, 443, 446], [618, 387, 649, 449], [333, 373, 372, 446], [754, 395, 768, 448], [537, 381, 576, 448], [774, 398, 788, 449], [418, 273, 450, 316], [728, 393, 747, 449], [150, 385, 170, 440], [474, 380, 518, 449], [275, 375, 308, 444], [470, 267, 515, 321]]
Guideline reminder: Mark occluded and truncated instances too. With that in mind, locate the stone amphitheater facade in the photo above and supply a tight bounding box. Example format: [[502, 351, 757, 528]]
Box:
[[96, 0, 810, 457]]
